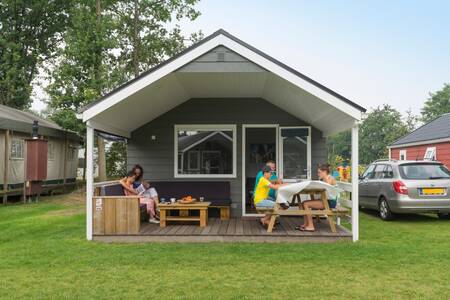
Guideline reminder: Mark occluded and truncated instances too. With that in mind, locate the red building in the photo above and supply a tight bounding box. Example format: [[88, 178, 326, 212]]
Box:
[[388, 113, 450, 168]]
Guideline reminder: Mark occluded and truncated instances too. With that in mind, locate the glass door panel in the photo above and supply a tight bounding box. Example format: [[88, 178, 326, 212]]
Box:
[[280, 127, 310, 181]]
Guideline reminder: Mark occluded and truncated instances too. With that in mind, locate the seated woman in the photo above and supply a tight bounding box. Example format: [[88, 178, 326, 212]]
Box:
[[120, 168, 159, 224], [297, 163, 337, 231], [254, 165, 287, 227]]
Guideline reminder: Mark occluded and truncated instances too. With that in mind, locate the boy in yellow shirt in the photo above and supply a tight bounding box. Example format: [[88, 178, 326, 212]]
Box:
[[254, 166, 287, 226]]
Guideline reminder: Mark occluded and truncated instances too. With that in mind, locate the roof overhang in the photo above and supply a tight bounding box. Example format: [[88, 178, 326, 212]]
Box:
[[388, 137, 450, 149], [81, 29, 365, 138]]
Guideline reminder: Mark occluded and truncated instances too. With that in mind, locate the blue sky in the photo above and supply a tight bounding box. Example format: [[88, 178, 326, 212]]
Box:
[[32, 0, 450, 115], [178, 0, 450, 115]]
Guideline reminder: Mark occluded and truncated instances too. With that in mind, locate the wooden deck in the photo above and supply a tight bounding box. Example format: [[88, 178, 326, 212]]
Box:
[[94, 216, 352, 243]]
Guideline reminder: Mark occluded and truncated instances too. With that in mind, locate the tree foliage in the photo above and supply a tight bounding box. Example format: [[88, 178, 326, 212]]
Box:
[[0, 0, 70, 109], [106, 141, 127, 178], [421, 83, 450, 123], [327, 104, 418, 165]]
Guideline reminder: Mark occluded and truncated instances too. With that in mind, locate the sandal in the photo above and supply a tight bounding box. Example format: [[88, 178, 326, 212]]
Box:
[[299, 227, 315, 232], [294, 225, 306, 231]]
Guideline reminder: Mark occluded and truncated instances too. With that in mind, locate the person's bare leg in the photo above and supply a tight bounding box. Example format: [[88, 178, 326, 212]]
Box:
[[304, 200, 324, 231]]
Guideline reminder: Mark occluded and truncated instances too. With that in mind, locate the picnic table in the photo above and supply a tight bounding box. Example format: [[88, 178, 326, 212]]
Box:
[[158, 201, 211, 228], [257, 181, 348, 233]]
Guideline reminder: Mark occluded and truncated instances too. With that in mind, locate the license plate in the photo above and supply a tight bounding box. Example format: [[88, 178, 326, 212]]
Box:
[[418, 188, 447, 196]]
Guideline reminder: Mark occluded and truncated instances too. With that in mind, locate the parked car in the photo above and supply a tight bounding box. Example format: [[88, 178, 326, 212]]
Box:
[[359, 160, 450, 220]]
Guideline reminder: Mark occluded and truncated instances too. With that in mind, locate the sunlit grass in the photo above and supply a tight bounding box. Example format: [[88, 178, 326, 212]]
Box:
[[0, 190, 449, 299]]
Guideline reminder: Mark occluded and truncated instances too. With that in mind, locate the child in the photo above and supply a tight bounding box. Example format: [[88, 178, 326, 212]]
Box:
[[123, 171, 159, 224], [254, 165, 288, 227]]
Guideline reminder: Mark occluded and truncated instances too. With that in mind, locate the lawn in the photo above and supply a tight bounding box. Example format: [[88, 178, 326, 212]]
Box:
[[0, 190, 449, 299]]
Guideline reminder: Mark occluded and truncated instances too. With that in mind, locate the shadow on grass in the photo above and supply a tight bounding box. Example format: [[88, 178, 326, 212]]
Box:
[[360, 207, 443, 223]]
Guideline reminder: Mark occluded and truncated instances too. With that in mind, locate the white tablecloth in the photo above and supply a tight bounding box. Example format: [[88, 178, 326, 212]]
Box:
[[276, 180, 340, 204]]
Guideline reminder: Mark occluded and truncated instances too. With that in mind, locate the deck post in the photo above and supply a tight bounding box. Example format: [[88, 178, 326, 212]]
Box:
[[86, 123, 94, 240], [351, 123, 359, 242]]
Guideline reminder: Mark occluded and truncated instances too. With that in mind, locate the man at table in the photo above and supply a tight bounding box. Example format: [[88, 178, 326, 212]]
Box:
[[253, 160, 281, 200], [254, 166, 287, 226]]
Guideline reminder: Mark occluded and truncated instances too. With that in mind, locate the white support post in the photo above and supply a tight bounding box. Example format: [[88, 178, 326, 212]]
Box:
[[351, 123, 359, 242], [86, 123, 94, 240]]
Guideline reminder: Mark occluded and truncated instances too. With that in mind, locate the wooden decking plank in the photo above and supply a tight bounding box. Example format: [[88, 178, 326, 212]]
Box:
[[208, 218, 222, 235], [182, 225, 198, 235], [243, 219, 251, 235], [199, 218, 215, 235], [249, 219, 260, 235], [218, 219, 230, 235], [235, 218, 244, 235], [226, 218, 237, 235]]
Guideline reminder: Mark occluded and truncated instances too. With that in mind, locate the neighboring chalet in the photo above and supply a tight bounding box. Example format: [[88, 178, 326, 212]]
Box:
[[0, 104, 80, 203], [389, 113, 450, 168]]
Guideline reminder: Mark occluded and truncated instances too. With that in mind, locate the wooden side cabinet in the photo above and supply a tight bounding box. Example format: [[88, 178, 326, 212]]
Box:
[[92, 196, 140, 235]]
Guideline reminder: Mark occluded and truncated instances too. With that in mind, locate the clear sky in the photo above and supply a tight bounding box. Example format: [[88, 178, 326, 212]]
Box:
[[32, 0, 450, 115]]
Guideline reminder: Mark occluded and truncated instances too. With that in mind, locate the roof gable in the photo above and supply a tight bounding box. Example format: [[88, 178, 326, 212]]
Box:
[[390, 113, 450, 146]]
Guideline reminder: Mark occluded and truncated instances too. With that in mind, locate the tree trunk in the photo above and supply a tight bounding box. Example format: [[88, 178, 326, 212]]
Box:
[[97, 136, 107, 182], [132, 0, 140, 77]]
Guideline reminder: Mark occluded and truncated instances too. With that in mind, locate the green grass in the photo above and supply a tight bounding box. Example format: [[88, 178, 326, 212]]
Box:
[[1, 190, 449, 299]]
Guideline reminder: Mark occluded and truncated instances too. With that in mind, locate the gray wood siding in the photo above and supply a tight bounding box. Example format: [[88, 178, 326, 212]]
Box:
[[128, 98, 326, 216]]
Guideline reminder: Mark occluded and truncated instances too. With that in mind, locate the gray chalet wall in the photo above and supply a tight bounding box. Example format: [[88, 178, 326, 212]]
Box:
[[128, 98, 326, 216]]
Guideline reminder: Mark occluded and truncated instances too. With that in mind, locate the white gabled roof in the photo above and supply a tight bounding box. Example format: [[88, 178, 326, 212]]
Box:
[[81, 29, 365, 138]]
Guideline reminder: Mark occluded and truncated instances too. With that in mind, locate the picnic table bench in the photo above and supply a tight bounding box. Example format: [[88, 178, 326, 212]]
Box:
[[257, 188, 349, 233]]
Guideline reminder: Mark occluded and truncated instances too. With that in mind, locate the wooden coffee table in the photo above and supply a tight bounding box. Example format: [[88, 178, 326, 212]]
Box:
[[158, 202, 211, 228]]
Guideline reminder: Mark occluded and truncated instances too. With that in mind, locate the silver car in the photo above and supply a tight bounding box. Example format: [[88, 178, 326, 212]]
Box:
[[359, 160, 450, 220]]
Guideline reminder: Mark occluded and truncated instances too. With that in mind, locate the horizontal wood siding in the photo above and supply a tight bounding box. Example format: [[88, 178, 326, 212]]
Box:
[[128, 98, 327, 216], [391, 142, 450, 168]]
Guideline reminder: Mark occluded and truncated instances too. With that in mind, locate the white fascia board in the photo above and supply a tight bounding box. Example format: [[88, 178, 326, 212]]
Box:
[[388, 137, 450, 149], [83, 32, 362, 123], [218, 35, 363, 121], [82, 38, 222, 122]]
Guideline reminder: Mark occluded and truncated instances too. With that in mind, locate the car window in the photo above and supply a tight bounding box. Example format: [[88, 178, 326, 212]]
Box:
[[383, 165, 394, 179], [362, 164, 375, 179], [399, 163, 450, 180], [370, 164, 386, 179]]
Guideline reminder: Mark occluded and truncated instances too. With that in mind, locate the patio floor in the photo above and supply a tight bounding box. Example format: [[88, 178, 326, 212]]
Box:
[[94, 216, 352, 243]]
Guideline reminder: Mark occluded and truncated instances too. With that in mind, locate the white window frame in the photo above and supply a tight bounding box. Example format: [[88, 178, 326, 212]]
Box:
[[48, 141, 55, 160], [10, 138, 24, 160], [174, 124, 237, 178], [424, 147, 436, 160], [399, 149, 407, 161]]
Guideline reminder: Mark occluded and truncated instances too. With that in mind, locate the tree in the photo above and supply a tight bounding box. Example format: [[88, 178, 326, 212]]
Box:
[[421, 83, 450, 123], [0, 0, 71, 109], [359, 105, 410, 164], [112, 0, 201, 79], [106, 141, 127, 178]]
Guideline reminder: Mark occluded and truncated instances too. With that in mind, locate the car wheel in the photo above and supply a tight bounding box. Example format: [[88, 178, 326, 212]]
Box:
[[379, 197, 395, 221], [437, 213, 450, 220]]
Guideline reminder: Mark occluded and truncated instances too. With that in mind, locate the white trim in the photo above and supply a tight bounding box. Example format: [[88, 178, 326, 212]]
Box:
[[388, 137, 450, 149], [88, 120, 131, 139], [399, 149, 407, 161], [174, 124, 237, 178], [351, 123, 359, 242], [424, 147, 436, 160], [242, 124, 279, 217], [82, 32, 362, 123], [279, 126, 312, 181], [187, 151, 200, 171], [86, 123, 94, 241]]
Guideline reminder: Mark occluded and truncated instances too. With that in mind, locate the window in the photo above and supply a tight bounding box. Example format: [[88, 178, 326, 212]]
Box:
[[48, 142, 55, 160], [399, 149, 407, 160], [11, 138, 24, 159], [383, 165, 394, 179], [370, 164, 386, 179], [175, 125, 236, 177], [399, 163, 450, 180], [361, 164, 375, 179], [424, 147, 436, 160]]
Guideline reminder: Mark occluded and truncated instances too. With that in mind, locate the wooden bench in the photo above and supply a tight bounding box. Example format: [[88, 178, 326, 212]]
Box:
[[151, 181, 232, 220], [257, 188, 349, 233]]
